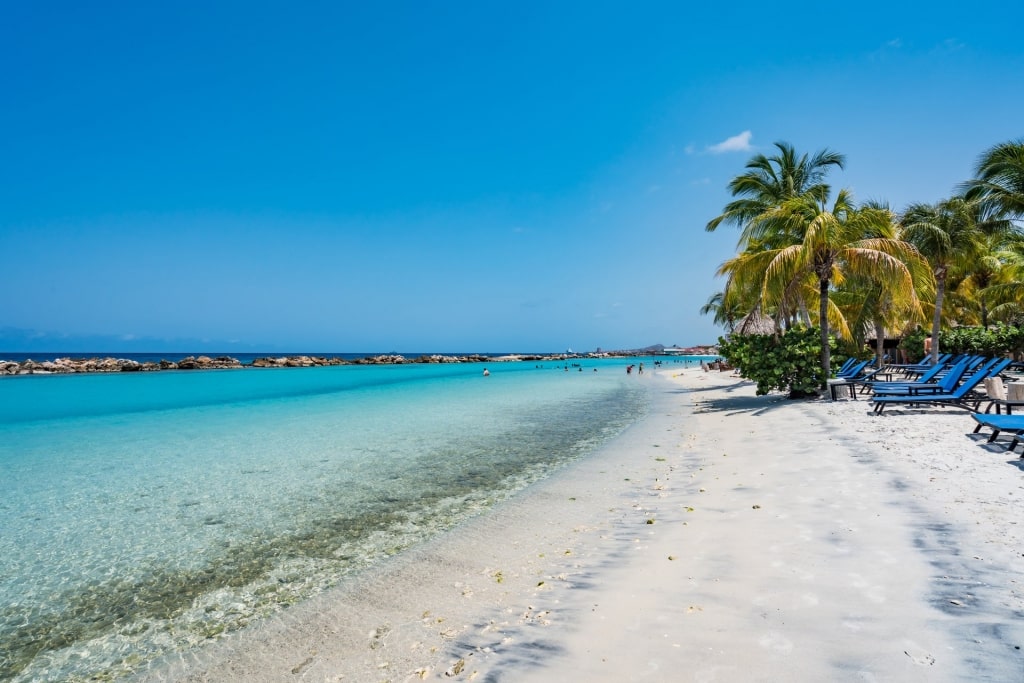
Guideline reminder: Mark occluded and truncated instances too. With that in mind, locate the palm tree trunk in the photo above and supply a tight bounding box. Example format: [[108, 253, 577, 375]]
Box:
[[799, 299, 812, 327], [874, 319, 886, 367], [819, 278, 830, 388], [931, 275, 946, 364]]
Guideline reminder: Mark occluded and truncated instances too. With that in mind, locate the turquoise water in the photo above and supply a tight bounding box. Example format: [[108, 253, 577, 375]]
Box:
[[0, 357, 702, 682]]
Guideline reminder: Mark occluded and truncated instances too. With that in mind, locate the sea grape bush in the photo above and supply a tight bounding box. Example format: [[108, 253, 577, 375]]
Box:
[[899, 327, 928, 361], [717, 326, 835, 398], [938, 324, 1024, 358], [898, 324, 1024, 360]]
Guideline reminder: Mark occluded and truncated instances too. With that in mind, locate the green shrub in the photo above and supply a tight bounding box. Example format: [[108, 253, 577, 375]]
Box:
[[899, 327, 928, 362], [938, 324, 1024, 358], [717, 326, 835, 398]]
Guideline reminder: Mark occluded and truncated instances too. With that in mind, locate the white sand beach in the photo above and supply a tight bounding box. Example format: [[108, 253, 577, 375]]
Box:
[[146, 367, 1024, 682]]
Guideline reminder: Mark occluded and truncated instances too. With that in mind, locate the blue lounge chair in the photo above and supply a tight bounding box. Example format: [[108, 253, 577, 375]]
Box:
[[970, 413, 1024, 454], [860, 358, 962, 395], [870, 359, 1010, 414], [887, 353, 951, 378], [828, 360, 884, 400], [836, 357, 858, 376], [869, 358, 971, 396], [837, 359, 871, 379]]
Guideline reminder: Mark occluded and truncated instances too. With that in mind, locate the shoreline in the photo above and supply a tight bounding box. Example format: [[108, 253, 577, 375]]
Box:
[[139, 368, 1024, 681]]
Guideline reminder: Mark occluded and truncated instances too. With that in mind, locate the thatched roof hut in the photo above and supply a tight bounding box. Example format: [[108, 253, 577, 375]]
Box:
[[733, 311, 776, 336]]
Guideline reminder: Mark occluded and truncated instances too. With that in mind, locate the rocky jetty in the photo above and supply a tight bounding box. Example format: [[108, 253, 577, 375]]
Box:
[[0, 355, 243, 375], [175, 356, 245, 370], [0, 353, 517, 375], [0, 345, 711, 376], [408, 354, 494, 364], [249, 355, 349, 368]]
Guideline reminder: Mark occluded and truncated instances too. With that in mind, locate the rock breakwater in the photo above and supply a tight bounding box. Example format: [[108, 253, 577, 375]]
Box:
[[0, 355, 245, 375], [0, 353, 561, 376]]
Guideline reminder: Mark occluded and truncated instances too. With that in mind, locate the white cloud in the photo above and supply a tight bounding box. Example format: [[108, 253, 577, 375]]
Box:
[[938, 37, 965, 52], [707, 130, 753, 154]]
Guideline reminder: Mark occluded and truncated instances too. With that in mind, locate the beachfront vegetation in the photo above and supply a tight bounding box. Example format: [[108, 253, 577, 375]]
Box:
[[717, 325, 831, 397], [705, 137, 1024, 397], [900, 196, 1013, 363], [936, 324, 1024, 358]]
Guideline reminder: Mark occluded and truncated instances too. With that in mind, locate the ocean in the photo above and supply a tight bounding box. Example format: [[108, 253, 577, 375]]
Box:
[[0, 355, 710, 682]]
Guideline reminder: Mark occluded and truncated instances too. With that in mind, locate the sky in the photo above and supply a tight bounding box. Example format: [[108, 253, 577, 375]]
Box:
[[2, 2, 1023, 353]]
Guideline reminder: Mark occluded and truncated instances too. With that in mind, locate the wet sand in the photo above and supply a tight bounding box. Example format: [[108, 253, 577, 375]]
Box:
[[141, 368, 1024, 682]]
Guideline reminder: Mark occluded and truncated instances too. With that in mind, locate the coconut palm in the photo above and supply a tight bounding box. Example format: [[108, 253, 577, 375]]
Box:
[[962, 139, 1024, 221], [716, 231, 815, 331], [969, 231, 1024, 323], [706, 142, 845, 235], [731, 189, 924, 385], [708, 142, 847, 339], [953, 231, 1022, 327], [699, 291, 743, 332], [866, 202, 933, 365], [831, 208, 933, 367], [900, 197, 989, 363]]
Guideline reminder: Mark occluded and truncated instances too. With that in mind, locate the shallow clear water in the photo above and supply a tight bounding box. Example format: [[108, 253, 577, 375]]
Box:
[[0, 358, 704, 682]]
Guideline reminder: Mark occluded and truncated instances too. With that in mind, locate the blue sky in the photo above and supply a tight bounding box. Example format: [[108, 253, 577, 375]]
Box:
[[2, 2, 1022, 353]]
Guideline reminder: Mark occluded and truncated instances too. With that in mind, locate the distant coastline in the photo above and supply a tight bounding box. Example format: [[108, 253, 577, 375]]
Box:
[[0, 346, 719, 376]]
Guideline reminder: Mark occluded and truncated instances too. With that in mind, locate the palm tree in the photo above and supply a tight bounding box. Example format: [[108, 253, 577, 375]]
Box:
[[706, 141, 846, 235], [708, 142, 847, 340], [738, 189, 924, 385], [832, 210, 933, 368], [953, 231, 1021, 328], [698, 290, 747, 333], [962, 139, 1024, 221], [900, 197, 988, 363], [966, 229, 1024, 323]]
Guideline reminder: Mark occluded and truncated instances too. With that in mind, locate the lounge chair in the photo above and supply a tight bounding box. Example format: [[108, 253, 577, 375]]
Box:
[[868, 358, 970, 396], [836, 357, 858, 376], [886, 353, 951, 378], [837, 359, 871, 379], [870, 359, 1010, 414], [827, 360, 884, 400], [903, 353, 982, 380], [970, 413, 1024, 454], [860, 358, 962, 395]]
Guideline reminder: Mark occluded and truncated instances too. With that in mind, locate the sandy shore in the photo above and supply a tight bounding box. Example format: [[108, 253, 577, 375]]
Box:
[[142, 368, 1024, 682]]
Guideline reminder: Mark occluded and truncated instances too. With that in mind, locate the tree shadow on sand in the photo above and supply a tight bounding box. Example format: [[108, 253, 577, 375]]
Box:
[[668, 378, 797, 417]]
